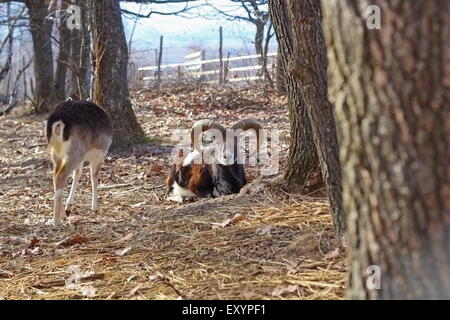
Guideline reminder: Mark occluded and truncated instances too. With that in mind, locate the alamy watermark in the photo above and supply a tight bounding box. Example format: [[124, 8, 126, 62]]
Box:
[[366, 265, 381, 290], [60, 3, 381, 31], [66, 4, 81, 31], [46, 1, 81, 30], [366, 5, 381, 30], [170, 128, 280, 176], [57, 3, 381, 31]]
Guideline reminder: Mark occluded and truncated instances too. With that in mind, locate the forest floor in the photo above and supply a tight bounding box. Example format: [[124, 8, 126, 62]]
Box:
[[0, 85, 346, 300]]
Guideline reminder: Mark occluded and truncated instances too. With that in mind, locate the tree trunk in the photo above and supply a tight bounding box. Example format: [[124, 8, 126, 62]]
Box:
[[54, 1, 71, 100], [324, 0, 450, 299], [0, 2, 14, 83], [275, 45, 286, 95], [26, 0, 56, 113], [262, 22, 274, 87], [269, 0, 321, 193], [91, 0, 146, 150], [255, 20, 265, 65], [68, 0, 90, 100], [255, 20, 273, 86], [68, 19, 82, 98], [285, 0, 345, 238], [78, 0, 91, 100]]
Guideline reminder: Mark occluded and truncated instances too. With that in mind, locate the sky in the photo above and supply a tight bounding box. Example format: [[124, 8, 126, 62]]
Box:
[[121, 0, 277, 63]]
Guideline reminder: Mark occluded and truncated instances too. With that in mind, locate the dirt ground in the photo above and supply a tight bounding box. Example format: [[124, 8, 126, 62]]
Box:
[[0, 86, 346, 300]]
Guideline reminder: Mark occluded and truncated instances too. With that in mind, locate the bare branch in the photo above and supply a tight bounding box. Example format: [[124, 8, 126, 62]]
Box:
[[0, 5, 26, 82], [120, 0, 200, 3], [121, 2, 201, 18]]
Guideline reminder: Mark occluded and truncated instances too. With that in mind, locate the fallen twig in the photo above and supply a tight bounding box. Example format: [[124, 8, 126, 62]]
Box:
[[33, 273, 105, 289], [98, 183, 132, 190]]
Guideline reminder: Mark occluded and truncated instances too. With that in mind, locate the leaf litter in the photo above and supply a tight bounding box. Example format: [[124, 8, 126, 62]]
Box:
[[0, 86, 345, 299]]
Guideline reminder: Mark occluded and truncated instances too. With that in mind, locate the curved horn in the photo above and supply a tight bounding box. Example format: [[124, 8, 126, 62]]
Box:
[[190, 119, 226, 152], [231, 118, 264, 150], [231, 118, 263, 131]]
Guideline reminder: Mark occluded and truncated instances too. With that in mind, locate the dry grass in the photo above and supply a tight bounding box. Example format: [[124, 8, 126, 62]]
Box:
[[0, 87, 346, 300]]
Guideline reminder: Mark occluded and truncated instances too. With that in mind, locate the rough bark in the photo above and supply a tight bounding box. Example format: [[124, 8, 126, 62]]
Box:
[[324, 0, 450, 299], [275, 45, 286, 95], [26, 0, 56, 113], [54, 1, 71, 100], [269, 0, 320, 192], [92, 0, 146, 150], [285, 0, 345, 238]]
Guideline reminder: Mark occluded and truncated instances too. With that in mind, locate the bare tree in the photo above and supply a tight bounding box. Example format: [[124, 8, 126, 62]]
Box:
[[92, 0, 146, 150], [0, 3, 14, 82], [26, 0, 57, 112], [121, 0, 202, 17], [270, 0, 345, 238], [269, 0, 319, 192], [206, 0, 275, 83], [65, 0, 90, 100], [0, 4, 27, 87], [54, 0, 71, 100], [0, 1, 56, 110], [0, 57, 32, 115]]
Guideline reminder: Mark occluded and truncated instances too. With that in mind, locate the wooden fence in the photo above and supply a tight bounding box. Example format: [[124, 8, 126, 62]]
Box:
[[137, 50, 277, 87]]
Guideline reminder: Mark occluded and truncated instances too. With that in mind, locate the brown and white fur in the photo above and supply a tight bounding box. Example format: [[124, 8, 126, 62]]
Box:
[[45, 100, 113, 226], [166, 119, 263, 203]]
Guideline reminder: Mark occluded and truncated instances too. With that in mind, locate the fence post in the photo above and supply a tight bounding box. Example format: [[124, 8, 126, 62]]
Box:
[[219, 26, 223, 84], [156, 35, 163, 89], [200, 49, 206, 83]]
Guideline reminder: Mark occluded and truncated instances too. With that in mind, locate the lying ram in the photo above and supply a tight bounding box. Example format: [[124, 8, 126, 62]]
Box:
[[166, 119, 263, 203]]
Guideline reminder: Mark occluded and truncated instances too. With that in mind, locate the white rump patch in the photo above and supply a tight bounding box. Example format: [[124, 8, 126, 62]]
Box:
[[52, 120, 65, 138]]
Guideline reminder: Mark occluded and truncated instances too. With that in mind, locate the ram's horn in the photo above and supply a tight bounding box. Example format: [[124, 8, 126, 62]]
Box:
[[231, 118, 264, 151], [190, 119, 227, 152]]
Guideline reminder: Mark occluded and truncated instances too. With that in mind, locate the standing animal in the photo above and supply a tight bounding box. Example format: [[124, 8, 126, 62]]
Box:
[[166, 119, 263, 203], [45, 100, 113, 226]]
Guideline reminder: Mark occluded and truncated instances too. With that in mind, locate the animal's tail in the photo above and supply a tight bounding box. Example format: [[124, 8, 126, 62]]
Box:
[[46, 120, 65, 144]]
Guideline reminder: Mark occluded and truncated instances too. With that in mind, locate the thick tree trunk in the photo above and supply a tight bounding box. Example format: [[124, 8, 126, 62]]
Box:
[[275, 45, 286, 95], [269, 0, 320, 192], [285, 0, 345, 238], [26, 0, 56, 113], [324, 0, 450, 299], [92, 0, 146, 150], [54, 2, 71, 100]]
